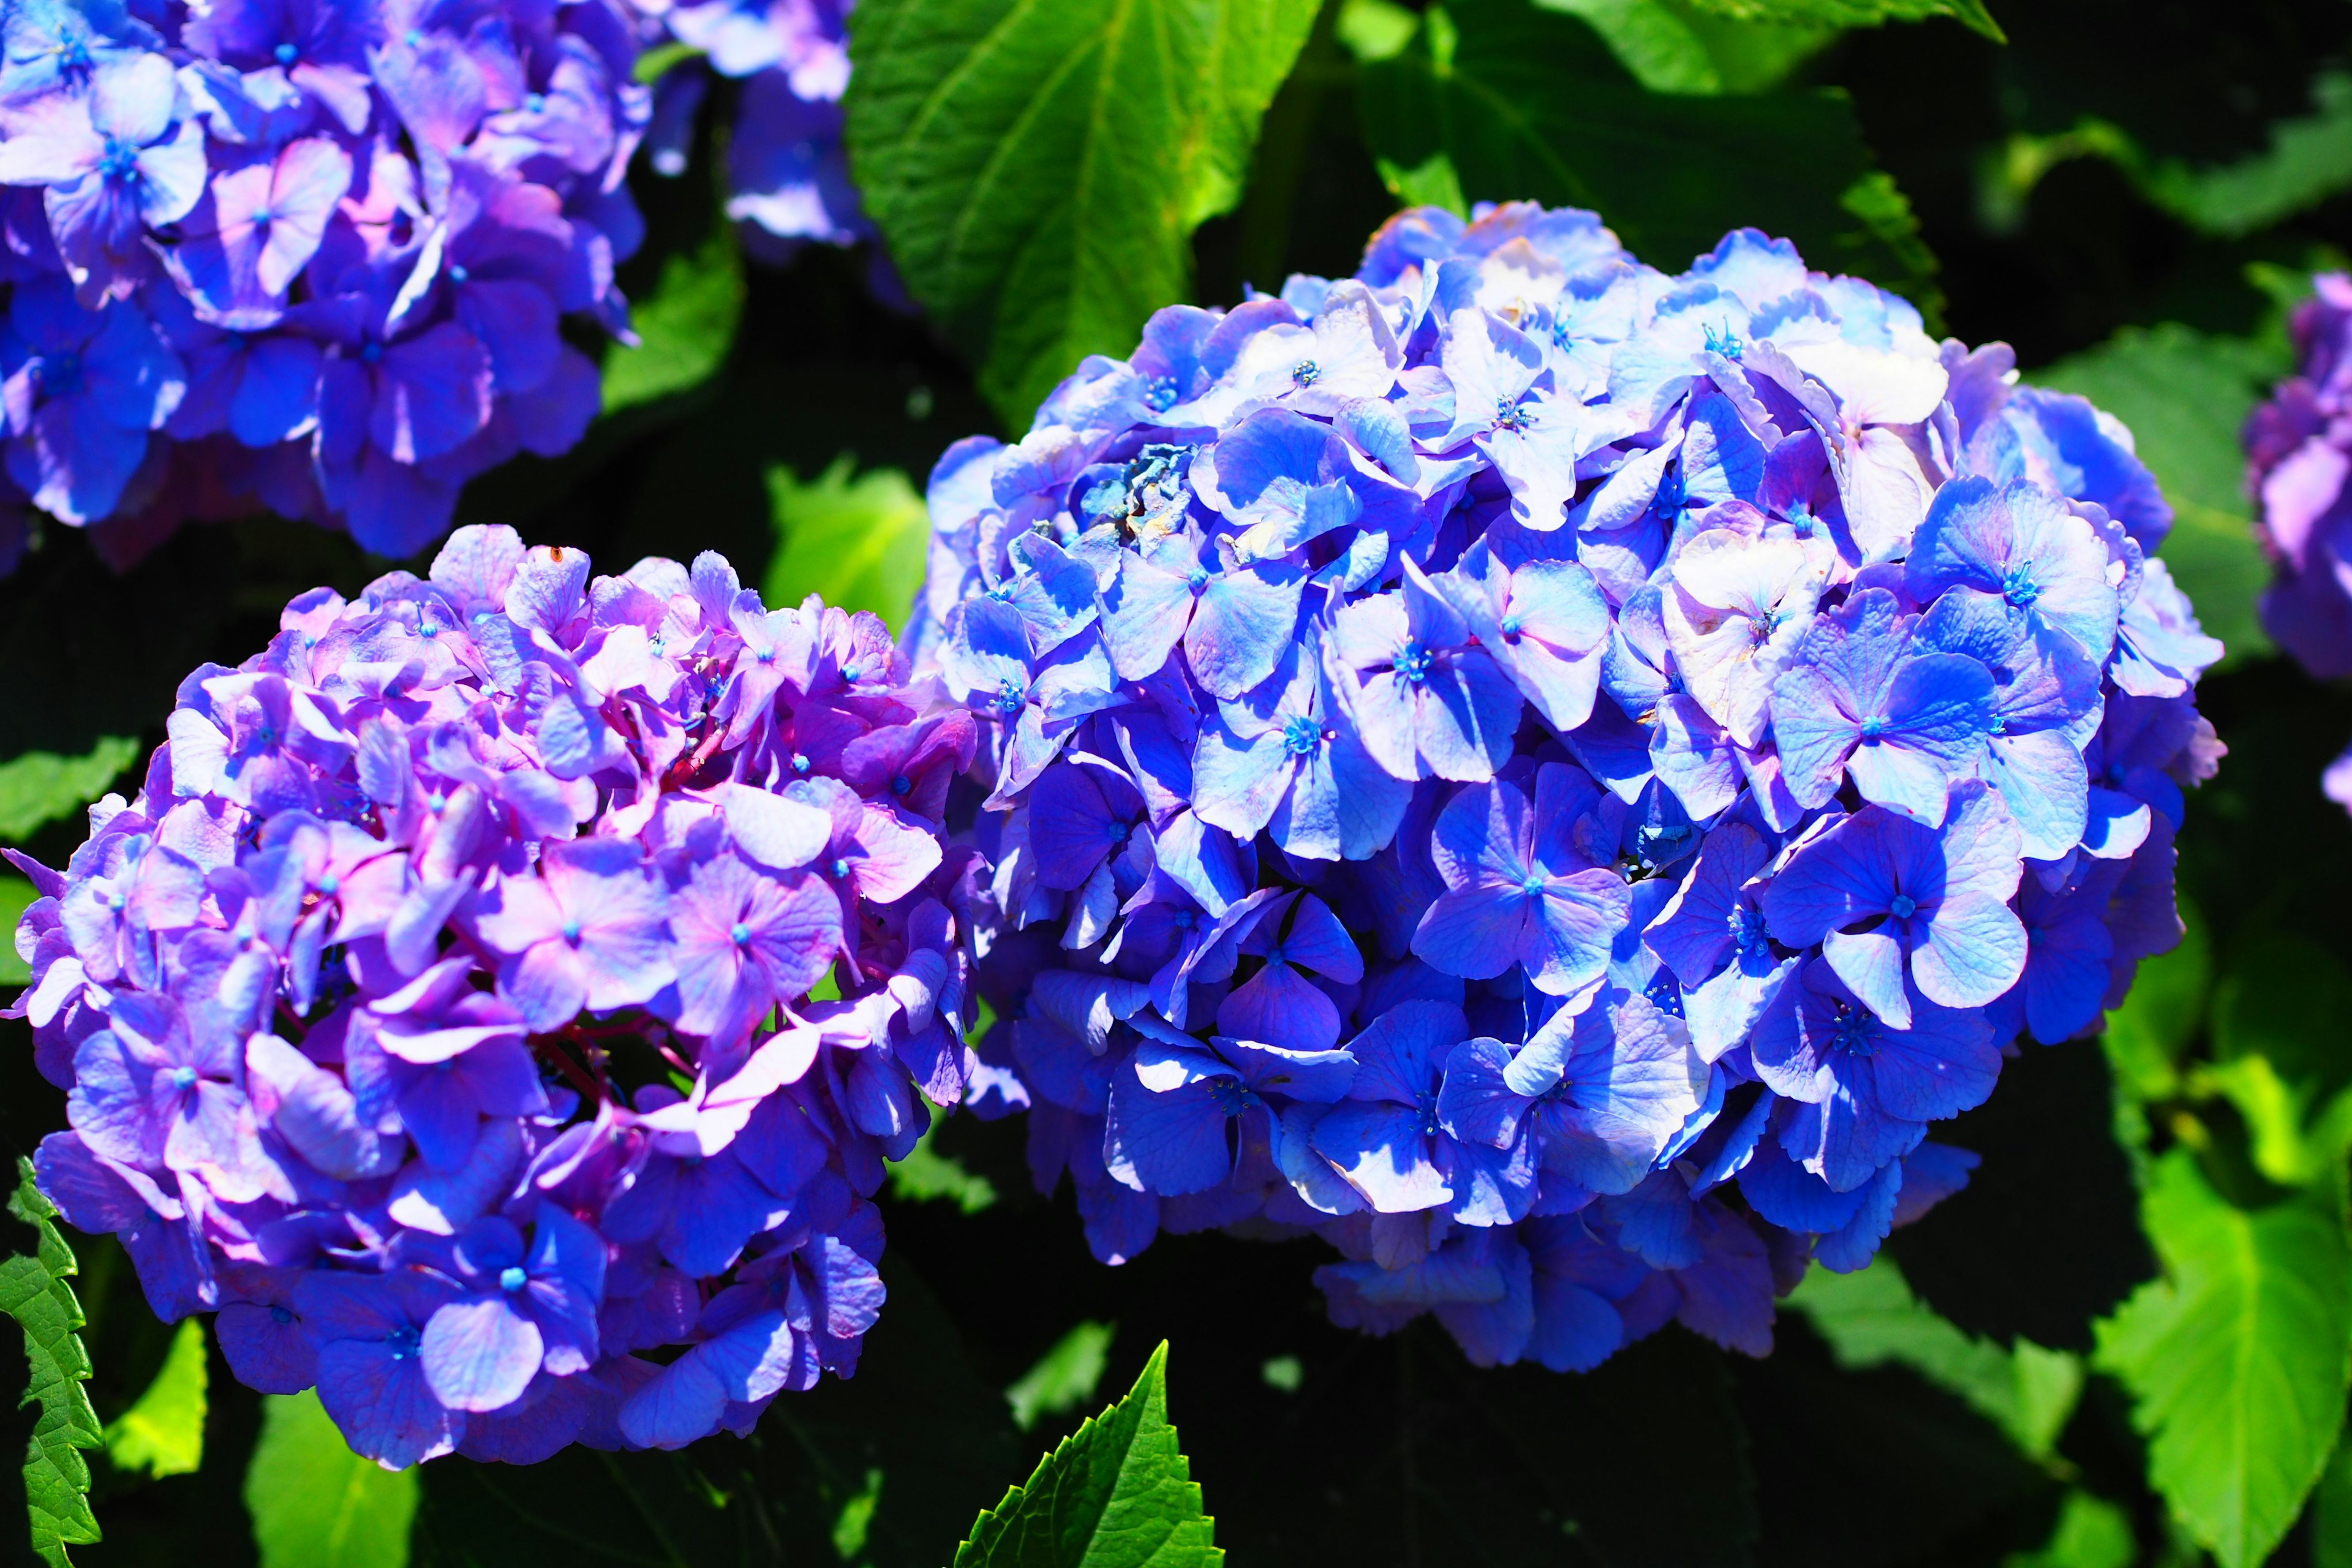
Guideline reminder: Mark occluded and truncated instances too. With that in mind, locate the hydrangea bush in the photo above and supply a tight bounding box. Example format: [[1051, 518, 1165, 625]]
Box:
[[628, 0, 873, 263], [0, 0, 649, 562], [919, 203, 2225, 1371], [2247, 273, 2352, 804], [5, 524, 984, 1466]]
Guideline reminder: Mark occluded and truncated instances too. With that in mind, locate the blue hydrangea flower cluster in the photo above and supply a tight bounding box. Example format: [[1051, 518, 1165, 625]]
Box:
[[627, 0, 871, 265], [2246, 273, 2352, 806], [0, 0, 650, 564], [918, 204, 2225, 1371], [7, 525, 984, 1466]]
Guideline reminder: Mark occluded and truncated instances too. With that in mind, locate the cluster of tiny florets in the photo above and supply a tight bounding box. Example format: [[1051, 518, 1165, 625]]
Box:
[[2246, 273, 2352, 806], [0, 0, 650, 565], [920, 202, 2223, 1371], [9, 524, 982, 1466]]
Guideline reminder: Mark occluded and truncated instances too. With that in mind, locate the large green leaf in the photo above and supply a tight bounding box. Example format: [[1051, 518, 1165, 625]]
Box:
[[2031, 324, 2285, 668], [763, 458, 933, 634], [2093, 1150, 2352, 1568], [2, 1158, 102, 1567], [844, 0, 1322, 424], [1537, 0, 1839, 95], [0, 736, 142, 846], [2317, 1429, 2352, 1568], [1006, 1322, 1116, 1433], [103, 1316, 206, 1481], [244, 1390, 419, 1568], [1356, 0, 1939, 307], [600, 224, 745, 415], [1789, 1256, 2082, 1461], [1675, 0, 2000, 42], [955, 1341, 1219, 1567]]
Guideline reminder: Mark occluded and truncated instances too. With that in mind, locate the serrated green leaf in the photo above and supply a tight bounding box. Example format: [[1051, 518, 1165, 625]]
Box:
[[2094, 1150, 2352, 1568], [956, 1341, 1218, 1567], [1, 875, 34, 986], [1789, 1255, 2083, 1460], [845, 0, 1322, 426], [1006, 1322, 1115, 1433], [763, 457, 932, 633], [0, 736, 141, 845], [1676, 0, 2000, 41], [244, 1389, 418, 1568], [2101, 893, 2210, 1104], [2002, 1489, 2137, 1568], [1357, 0, 1940, 315], [601, 224, 745, 415], [887, 1117, 999, 1213], [2030, 324, 2286, 668], [3, 1157, 102, 1567], [104, 1316, 206, 1481]]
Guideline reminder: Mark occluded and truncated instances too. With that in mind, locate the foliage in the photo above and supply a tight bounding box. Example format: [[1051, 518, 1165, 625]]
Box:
[[956, 1343, 1218, 1568], [0, 739, 143, 847], [1006, 1322, 1117, 1433], [2, 1159, 102, 1567], [2094, 1151, 2352, 1568], [103, 1317, 208, 1482], [763, 456, 933, 630], [244, 1390, 418, 1568], [601, 226, 749, 416], [844, 0, 1321, 424]]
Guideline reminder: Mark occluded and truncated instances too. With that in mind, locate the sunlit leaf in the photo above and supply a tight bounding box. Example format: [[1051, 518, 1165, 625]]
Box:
[[956, 1342, 1218, 1567], [2, 1158, 102, 1567], [2094, 1150, 2352, 1568], [0, 736, 142, 846], [2002, 1489, 2137, 1568], [1790, 1255, 2084, 1460], [1676, 0, 2000, 43], [1006, 1322, 1115, 1433], [763, 458, 932, 633], [845, 0, 1322, 424], [888, 1119, 1000, 1213], [244, 1390, 419, 1568], [104, 1317, 207, 1482], [601, 225, 745, 415], [1, 875, 34, 986]]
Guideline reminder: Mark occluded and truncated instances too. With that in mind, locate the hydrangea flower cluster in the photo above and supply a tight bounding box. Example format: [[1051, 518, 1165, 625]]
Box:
[[2246, 273, 2352, 806], [919, 204, 2224, 1371], [7, 524, 985, 1467], [627, 0, 870, 263], [0, 0, 650, 563]]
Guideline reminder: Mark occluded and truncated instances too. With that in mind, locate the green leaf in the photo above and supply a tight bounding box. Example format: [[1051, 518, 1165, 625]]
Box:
[[1675, 0, 2002, 43], [1788, 1255, 2084, 1460], [2101, 892, 2211, 1104], [244, 1389, 419, 1568], [887, 1117, 1000, 1213], [1005, 1322, 1115, 1433], [1356, 0, 1941, 315], [2002, 1489, 2138, 1568], [763, 458, 933, 633], [103, 1316, 206, 1481], [955, 1341, 1219, 1567], [2315, 1429, 2352, 1568], [2141, 72, 2352, 236], [2093, 1149, 2352, 1568], [2201, 930, 2352, 1185], [1334, 0, 1418, 61], [1536, 0, 1838, 95], [1, 875, 34, 986], [600, 224, 745, 415], [2, 1157, 103, 1567], [844, 0, 1322, 425], [2030, 324, 2286, 668], [0, 736, 141, 845], [631, 37, 702, 84]]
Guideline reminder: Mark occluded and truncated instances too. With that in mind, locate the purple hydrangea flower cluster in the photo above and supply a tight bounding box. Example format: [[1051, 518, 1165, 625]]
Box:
[[0, 0, 650, 562], [2246, 273, 2352, 805], [918, 204, 2225, 1372], [627, 0, 870, 263], [7, 524, 986, 1466]]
